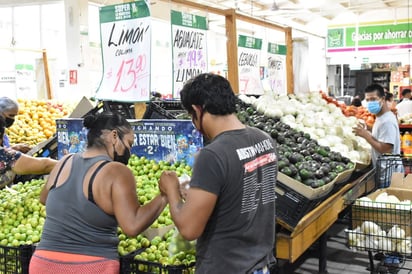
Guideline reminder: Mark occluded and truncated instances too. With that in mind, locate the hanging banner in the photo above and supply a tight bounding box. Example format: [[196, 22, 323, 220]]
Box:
[[327, 20, 412, 54], [238, 35, 263, 95], [267, 42, 287, 95], [171, 10, 208, 98], [57, 118, 203, 166], [96, 1, 151, 102]]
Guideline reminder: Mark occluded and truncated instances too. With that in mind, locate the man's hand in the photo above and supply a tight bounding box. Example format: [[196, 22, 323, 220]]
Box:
[[353, 122, 370, 139], [158, 171, 180, 196]]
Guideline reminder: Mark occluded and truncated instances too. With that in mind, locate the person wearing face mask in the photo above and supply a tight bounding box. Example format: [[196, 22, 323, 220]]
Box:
[[0, 115, 57, 189], [159, 73, 278, 274], [0, 97, 31, 153], [353, 84, 402, 187], [30, 112, 168, 274]]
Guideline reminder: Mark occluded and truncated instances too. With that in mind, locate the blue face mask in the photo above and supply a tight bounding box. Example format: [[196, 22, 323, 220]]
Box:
[[367, 100, 382, 114]]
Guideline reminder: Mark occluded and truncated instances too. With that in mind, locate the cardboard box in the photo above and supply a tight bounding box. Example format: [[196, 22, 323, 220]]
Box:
[[277, 166, 354, 200]]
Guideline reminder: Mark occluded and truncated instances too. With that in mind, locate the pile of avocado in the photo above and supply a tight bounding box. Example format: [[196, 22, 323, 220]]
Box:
[[236, 99, 354, 189]]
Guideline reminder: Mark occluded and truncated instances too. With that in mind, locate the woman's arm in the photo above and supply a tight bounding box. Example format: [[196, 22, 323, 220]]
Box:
[[12, 154, 57, 175], [110, 163, 168, 237]]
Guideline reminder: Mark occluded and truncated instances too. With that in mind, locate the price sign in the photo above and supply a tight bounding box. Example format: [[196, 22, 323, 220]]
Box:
[[237, 35, 264, 95], [267, 42, 287, 96], [171, 10, 208, 98], [96, 1, 151, 102]]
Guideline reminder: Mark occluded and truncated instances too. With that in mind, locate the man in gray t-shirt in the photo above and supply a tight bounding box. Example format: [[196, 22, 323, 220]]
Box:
[[159, 73, 278, 273], [353, 84, 402, 187]]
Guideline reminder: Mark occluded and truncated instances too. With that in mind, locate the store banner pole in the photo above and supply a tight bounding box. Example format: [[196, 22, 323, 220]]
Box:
[[42, 49, 53, 99]]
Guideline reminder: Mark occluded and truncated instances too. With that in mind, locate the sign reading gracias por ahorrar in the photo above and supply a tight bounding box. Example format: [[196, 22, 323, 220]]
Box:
[[327, 21, 412, 53]]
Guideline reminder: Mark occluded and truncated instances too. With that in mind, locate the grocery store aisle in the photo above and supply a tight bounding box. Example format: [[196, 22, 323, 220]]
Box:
[[275, 222, 412, 274]]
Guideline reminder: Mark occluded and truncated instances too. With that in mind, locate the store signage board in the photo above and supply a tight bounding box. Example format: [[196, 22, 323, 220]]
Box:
[[266, 43, 287, 96], [171, 10, 208, 98], [327, 20, 412, 55], [56, 118, 203, 166], [96, 1, 151, 102], [238, 35, 264, 95]]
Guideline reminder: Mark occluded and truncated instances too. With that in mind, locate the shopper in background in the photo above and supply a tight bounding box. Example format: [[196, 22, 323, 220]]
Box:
[[353, 84, 402, 187], [30, 112, 167, 274], [384, 91, 397, 116], [396, 88, 412, 118], [350, 96, 362, 107], [0, 97, 31, 153], [0, 116, 57, 188], [159, 73, 278, 274]]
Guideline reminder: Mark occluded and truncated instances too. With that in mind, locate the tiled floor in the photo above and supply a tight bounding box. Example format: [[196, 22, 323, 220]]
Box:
[[275, 222, 412, 274]]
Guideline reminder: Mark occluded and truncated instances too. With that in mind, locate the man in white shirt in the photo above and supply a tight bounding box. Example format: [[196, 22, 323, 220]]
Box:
[[396, 88, 412, 118]]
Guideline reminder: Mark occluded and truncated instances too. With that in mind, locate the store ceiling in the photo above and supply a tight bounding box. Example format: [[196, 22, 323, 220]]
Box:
[[0, 0, 410, 37]]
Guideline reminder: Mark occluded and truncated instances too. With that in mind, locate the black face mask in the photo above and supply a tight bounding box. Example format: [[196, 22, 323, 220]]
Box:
[[5, 117, 14, 128], [113, 139, 131, 165]]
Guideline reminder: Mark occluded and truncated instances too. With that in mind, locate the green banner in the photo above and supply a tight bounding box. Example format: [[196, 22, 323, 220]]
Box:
[[238, 35, 262, 50], [171, 10, 208, 30], [346, 23, 412, 46], [328, 22, 412, 48], [99, 1, 149, 23], [267, 42, 286, 55]]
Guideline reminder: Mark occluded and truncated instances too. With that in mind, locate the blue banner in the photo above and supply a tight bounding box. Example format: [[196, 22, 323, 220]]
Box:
[[57, 119, 203, 166]]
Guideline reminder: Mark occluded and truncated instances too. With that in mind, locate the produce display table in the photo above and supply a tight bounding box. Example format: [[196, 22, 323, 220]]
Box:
[[276, 168, 376, 273]]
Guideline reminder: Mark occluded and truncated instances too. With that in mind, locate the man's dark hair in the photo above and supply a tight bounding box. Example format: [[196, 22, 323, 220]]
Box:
[[365, 84, 385, 98], [385, 92, 394, 101], [402, 88, 411, 97], [180, 73, 236, 119], [83, 112, 132, 148]]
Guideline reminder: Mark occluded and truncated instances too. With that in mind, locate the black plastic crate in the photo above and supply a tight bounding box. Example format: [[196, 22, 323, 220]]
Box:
[[85, 101, 136, 119], [27, 135, 58, 159], [120, 252, 195, 274], [275, 180, 322, 231], [13, 135, 58, 184], [376, 155, 405, 188], [143, 101, 188, 120], [0, 244, 35, 274]]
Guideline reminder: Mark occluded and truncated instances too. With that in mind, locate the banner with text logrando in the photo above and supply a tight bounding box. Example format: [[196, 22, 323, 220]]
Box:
[[267, 43, 287, 96], [327, 20, 412, 55], [171, 10, 208, 98], [96, 1, 151, 102], [57, 118, 203, 166], [238, 35, 264, 95]]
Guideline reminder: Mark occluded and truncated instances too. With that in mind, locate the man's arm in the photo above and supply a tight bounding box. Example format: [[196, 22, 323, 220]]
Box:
[[159, 171, 217, 241], [353, 124, 393, 154]]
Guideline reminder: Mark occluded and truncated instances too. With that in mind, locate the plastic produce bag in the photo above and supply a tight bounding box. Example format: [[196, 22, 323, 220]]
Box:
[[168, 227, 196, 257]]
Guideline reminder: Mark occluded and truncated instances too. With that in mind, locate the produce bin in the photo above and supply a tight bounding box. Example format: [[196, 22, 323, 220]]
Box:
[[0, 244, 35, 274], [13, 135, 58, 183], [120, 250, 195, 274], [143, 100, 188, 120], [85, 100, 136, 119], [275, 180, 323, 231], [346, 169, 412, 255]]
